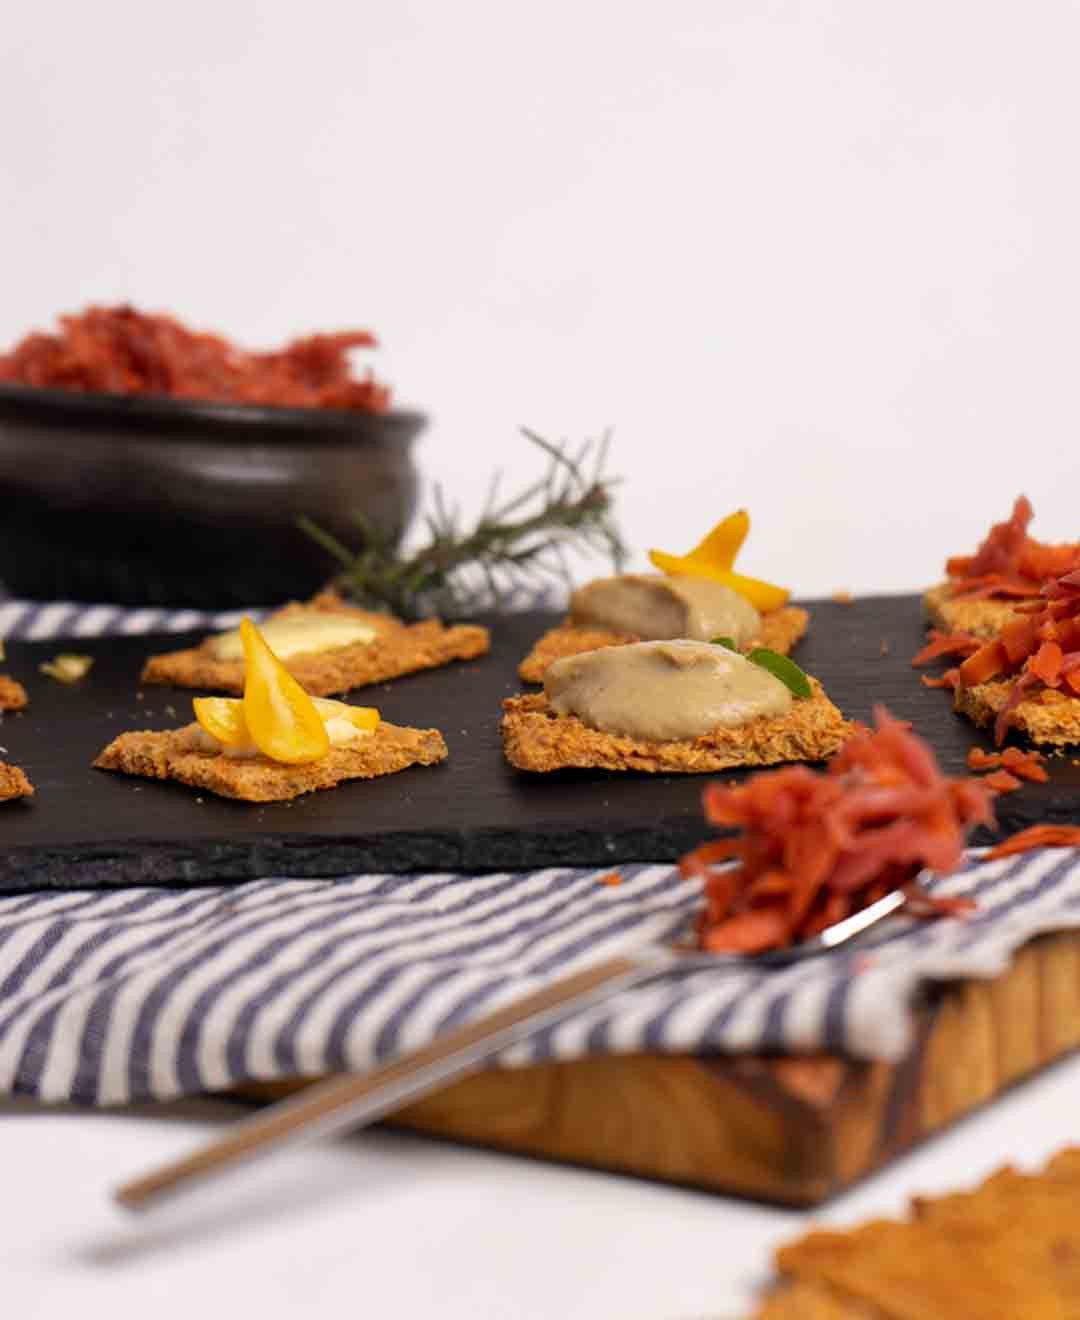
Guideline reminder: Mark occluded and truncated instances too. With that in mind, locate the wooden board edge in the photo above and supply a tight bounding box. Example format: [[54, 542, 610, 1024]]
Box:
[[233, 928, 1080, 1206]]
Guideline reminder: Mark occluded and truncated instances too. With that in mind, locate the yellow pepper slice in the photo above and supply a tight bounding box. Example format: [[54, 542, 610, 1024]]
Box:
[[240, 617, 330, 764], [193, 696, 249, 747], [312, 698, 381, 734], [649, 510, 790, 613], [193, 693, 380, 753]]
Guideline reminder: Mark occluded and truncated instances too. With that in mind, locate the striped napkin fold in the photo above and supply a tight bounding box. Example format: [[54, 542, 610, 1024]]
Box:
[[0, 848, 1077, 1107], [0, 582, 563, 642], [0, 599, 265, 642], [0, 600, 1078, 1107]]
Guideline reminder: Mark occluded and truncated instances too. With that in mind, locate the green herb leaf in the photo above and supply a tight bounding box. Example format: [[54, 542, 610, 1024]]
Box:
[[711, 636, 737, 651], [746, 648, 812, 699]]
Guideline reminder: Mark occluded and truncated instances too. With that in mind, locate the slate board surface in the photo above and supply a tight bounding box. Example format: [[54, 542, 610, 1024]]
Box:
[[0, 595, 1076, 892]]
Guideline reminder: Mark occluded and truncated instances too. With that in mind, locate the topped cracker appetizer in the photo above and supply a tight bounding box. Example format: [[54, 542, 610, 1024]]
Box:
[[518, 510, 809, 682], [97, 617, 447, 801], [939, 570, 1080, 748], [924, 495, 1080, 638], [140, 590, 489, 696], [503, 637, 849, 774]]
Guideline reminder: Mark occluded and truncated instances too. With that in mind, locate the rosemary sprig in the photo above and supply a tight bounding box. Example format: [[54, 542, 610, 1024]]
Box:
[[298, 429, 626, 618]]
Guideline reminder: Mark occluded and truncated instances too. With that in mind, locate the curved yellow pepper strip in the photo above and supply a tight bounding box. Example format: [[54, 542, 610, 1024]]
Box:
[[648, 510, 790, 613], [193, 695, 249, 747], [312, 698, 380, 733], [193, 694, 381, 750], [240, 617, 331, 764]]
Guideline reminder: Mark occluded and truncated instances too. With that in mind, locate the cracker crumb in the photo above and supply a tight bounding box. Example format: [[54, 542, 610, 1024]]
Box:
[[39, 653, 93, 683], [831, 590, 854, 605], [879, 639, 890, 656]]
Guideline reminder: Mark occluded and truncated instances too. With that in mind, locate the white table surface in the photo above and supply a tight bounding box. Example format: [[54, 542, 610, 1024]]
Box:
[[4, 1051, 1079, 1318]]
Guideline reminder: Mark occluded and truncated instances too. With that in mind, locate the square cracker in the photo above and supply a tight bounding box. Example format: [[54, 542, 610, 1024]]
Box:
[[954, 679, 1080, 747], [923, 582, 1025, 639], [140, 592, 490, 696], [768, 1217, 1061, 1319], [501, 677, 850, 774], [0, 675, 27, 711], [517, 605, 809, 684], [0, 761, 32, 800], [754, 1149, 1080, 1319], [94, 721, 447, 802], [751, 1280, 879, 1318]]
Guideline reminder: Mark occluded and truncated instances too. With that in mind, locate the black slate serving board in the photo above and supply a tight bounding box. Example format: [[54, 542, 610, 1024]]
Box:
[[0, 596, 1076, 892]]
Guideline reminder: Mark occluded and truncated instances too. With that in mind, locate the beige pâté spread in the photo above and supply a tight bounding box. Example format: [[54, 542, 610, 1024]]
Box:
[[544, 640, 791, 742], [569, 574, 760, 646], [210, 614, 377, 662]]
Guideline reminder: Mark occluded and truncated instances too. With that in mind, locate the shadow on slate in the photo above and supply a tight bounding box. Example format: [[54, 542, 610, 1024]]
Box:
[[0, 596, 1074, 892]]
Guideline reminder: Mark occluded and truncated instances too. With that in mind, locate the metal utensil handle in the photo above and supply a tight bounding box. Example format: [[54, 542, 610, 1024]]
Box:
[[113, 885, 915, 1214], [114, 952, 648, 1213]]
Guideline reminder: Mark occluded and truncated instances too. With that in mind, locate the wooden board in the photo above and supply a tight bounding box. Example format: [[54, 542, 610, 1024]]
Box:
[[246, 926, 1080, 1206], [2, 595, 1079, 892]]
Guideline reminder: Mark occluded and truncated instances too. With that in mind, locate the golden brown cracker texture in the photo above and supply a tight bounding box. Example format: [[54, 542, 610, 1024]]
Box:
[[94, 720, 447, 802], [756, 606, 811, 656], [140, 592, 489, 696], [752, 1280, 881, 1318], [517, 622, 638, 684], [752, 1149, 1080, 1319], [517, 606, 810, 684], [923, 582, 1025, 639], [954, 680, 1080, 748], [0, 761, 33, 800], [0, 675, 28, 711], [501, 677, 849, 775]]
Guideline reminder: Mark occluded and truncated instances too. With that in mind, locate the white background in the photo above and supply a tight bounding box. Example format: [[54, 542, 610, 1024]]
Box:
[[5, 1, 1080, 597], [3, 6, 1080, 1313], [4, 1057, 1080, 1319]]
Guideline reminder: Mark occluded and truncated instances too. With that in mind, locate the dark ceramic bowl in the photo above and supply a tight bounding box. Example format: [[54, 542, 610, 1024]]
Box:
[[0, 385, 424, 607]]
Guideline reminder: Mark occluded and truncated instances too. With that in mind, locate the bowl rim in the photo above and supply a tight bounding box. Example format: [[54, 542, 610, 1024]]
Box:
[[0, 382, 426, 436]]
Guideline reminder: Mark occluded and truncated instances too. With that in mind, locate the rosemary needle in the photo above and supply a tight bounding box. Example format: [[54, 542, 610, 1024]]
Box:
[[300, 429, 626, 618]]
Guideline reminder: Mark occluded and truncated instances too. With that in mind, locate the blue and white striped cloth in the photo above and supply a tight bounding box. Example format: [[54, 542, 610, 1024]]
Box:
[[1, 850, 1079, 1105], [0, 580, 563, 642], [1, 600, 1079, 1106], [0, 598, 264, 642]]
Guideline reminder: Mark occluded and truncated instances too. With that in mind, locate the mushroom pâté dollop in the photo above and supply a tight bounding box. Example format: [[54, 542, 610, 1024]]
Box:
[[544, 640, 792, 742]]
